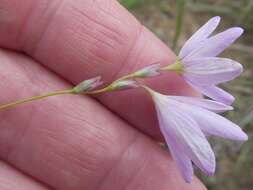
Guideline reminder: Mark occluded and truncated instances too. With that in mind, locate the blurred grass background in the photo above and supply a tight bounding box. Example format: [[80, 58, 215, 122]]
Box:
[[119, 0, 253, 189]]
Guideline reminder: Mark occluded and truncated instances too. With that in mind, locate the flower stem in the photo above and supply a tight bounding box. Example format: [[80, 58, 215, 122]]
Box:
[[140, 85, 155, 96], [86, 87, 110, 95], [172, 0, 186, 51], [86, 73, 135, 95], [0, 65, 158, 110], [115, 74, 135, 81], [160, 59, 183, 73], [0, 89, 75, 110]]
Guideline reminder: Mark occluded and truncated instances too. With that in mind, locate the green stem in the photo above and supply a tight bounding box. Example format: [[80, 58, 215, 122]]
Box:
[[86, 87, 110, 95], [172, 0, 186, 51], [0, 89, 75, 110], [86, 73, 135, 95], [0, 65, 157, 110], [113, 73, 136, 83], [160, 59, 183, 74]]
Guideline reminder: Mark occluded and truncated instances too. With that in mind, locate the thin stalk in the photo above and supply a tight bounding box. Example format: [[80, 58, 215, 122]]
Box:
[[0, 89, 75, 110], [86, 73, 135, 95], [237, 1, 253, 25], [86, 87, 110, 95], [172, 0, 187, 51], [0, 64, 160, 110]]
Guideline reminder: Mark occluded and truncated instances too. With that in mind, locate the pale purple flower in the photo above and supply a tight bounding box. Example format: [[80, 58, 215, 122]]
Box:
[[145, 87, 248, 182], [164, 16, 244, 105]]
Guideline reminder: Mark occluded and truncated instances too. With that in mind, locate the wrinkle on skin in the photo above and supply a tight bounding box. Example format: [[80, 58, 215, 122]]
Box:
[[0, 161, 50, 190], [0, 0, 197, 139], [0, 50, 205, 190], [0, 0, 205, 189]]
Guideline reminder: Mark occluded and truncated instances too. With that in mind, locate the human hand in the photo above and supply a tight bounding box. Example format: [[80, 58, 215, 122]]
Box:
[[0, 0, 206, 189]]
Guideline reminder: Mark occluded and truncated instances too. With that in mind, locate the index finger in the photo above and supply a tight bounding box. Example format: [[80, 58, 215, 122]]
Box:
[[0, 0, 196, 138]]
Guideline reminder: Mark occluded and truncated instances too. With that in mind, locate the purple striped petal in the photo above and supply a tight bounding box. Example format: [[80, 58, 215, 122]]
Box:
[[184, 27, 244, 60], [153, 94, 216, 176], [179, 16, 220, 59], [158, 112, 194, 182], [183, 57, 243, 85], [168, 96, 233, 113], [187, 81, 235, 105], [178, 103, 248, 141], [165, 137, 194, 183]]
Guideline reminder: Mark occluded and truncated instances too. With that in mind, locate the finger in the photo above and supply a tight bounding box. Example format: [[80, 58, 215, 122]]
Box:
[[0, 0, 196, 138], [0, 161, 50, 190], [0, 50, 205, 190]]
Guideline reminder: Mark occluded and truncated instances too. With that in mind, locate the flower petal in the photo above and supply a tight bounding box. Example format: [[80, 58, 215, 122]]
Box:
[[187, 82, 235, 105], [183, 57, 243, 85], [179, 16, 221, 59], [165, 137, 194, 183], [179, 103, 248, 141], [157, 101, 194, 182], [153, 94, 216, 176], [184, 27, 244, 60], [169, 96, 233, 113]]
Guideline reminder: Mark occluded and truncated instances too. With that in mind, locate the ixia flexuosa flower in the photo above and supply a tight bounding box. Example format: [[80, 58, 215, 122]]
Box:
[[144, 87, 247, 182], [163, 16, 243, 105]]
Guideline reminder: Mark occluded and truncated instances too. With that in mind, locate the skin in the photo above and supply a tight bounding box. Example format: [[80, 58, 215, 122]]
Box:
[[0, 0, 206, 189]]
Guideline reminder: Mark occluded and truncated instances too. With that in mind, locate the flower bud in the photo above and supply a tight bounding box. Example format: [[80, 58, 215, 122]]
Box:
[[133, 63, 161, 78], [73, 76, 103, 94], [109, 80, 138, 91]]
